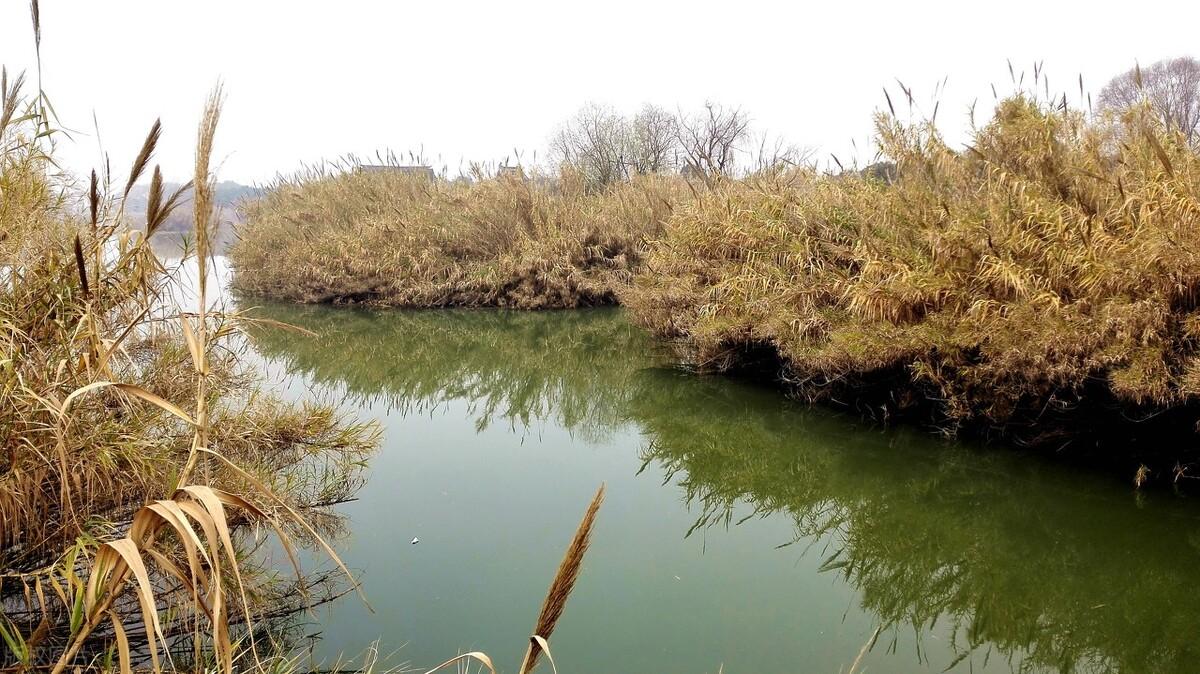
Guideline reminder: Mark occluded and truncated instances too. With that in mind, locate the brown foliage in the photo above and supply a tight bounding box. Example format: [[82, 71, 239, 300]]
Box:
[[625, 95, 1200, 452], [230, 168, 686, 309]]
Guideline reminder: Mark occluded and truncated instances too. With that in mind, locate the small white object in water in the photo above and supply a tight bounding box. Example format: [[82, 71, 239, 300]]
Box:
[[411, 537, 419, 545]]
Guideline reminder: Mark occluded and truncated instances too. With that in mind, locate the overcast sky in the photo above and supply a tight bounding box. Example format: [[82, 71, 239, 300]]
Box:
[[1, 1, 1197, 185]]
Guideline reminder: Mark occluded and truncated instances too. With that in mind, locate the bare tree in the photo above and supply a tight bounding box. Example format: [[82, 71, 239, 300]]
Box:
[[550, 103, 630, 188], [746, 131, 812, 177], [551, 101, 784, 186], [626, 104, 679, 175], [675, 102, 750, 182], [1097, 57, 1200, 145]]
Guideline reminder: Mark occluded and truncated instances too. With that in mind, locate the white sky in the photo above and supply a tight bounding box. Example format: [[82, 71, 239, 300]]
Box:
[[1, 0, 1197, 185]]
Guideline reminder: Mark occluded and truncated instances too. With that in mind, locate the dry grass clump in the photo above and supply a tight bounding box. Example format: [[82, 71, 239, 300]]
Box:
[[229, 167, 685, 308], [1, 52, 377, 672], [625, 93, 1200, 453]]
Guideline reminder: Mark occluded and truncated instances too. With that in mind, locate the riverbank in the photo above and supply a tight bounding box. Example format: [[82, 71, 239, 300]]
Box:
[[625, 97, 1200, 465], [231, 93, 1200, 472]]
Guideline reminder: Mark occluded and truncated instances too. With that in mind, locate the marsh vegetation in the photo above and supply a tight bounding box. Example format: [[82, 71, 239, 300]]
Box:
[[0, 13, 378, 670], [232, 64, 1200, 466], [8, 0, 1200, 670], [231, 170, 683, 308], [625, 91, 1200, 464]]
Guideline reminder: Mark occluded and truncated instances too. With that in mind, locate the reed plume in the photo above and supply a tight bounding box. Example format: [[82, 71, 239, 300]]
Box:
[[88, 169, 99, 229], [517, 483, 605, 674], [177, 84, 223, 487], [144, 167, 193, 238], [123, 118, 161, 198], [0, 67, 26, 134]]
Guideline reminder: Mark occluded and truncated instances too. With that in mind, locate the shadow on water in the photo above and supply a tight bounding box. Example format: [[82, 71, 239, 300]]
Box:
[[247, 300, 1200, 674]]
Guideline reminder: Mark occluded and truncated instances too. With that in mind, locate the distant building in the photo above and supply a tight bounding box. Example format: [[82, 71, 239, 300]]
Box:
[[860, 161, 898, 184], [497, 165, 525, 180], [357, 165, 437, 181]]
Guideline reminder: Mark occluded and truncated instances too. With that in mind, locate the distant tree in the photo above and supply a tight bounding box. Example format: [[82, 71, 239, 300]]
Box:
[[746, 131, 811, 177], [1097, 57, 1200, 145], [552, 101, 788, 186], [550, 103, 630, 188], [675, 102, 750, 182], [626, 104, 679, 175]]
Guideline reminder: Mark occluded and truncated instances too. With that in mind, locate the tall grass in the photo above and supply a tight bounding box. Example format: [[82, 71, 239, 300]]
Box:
[[229, 167, 685, 308], [0, 21, 378, 670], [228, 82, 1200, 457], [624, 91, 1200, 461]]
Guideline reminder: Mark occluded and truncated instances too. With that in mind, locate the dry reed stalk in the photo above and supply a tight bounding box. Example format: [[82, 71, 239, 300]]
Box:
[[42, 82, 362, 674], [846, 625, 882, 674], [516, 483, 605, 674], [177, 85, 223, 488]]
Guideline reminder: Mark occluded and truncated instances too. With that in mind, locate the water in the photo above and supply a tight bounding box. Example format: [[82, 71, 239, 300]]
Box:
[[242, 299, 1200, 674]]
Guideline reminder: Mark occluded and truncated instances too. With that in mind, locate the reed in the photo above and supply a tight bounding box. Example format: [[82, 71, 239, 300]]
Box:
[[4, 23, 603, 670], [518, 484, 604, 674], [229, 167, 686, 308], [1, 8, 378, 671], [421, 485, 605, 674], [624, 89, 1200, 465]]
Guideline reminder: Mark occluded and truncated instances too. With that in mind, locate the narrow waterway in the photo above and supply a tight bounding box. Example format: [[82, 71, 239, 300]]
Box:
[[239, 288, 1200, 674]]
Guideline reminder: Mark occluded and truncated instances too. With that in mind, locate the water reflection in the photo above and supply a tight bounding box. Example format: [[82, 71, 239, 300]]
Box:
[[633, 368, 1200, 674], [248, 303, 1200, 674], [249, 303, 656, 440]]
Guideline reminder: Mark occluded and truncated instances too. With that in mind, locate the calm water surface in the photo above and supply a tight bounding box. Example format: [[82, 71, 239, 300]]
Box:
[[244, 299, 1200, 674]]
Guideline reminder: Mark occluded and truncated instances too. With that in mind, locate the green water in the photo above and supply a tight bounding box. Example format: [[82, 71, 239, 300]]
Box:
[[247, 303, 1200, 674]]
